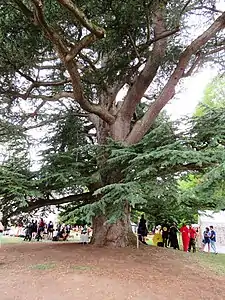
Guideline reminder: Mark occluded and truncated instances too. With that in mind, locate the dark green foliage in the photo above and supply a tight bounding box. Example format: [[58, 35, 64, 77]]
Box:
[[0, 155, 42, 222], [57, 106, 225, 225], [0, 119, 25, 145], [0, 0, 222, 107], [1, 103, 225, 225], [0, 1, 224, 228]]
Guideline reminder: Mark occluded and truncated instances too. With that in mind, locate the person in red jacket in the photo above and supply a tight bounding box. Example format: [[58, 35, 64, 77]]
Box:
[[180, 224, 190, 252], [188, 225, 197, 253]]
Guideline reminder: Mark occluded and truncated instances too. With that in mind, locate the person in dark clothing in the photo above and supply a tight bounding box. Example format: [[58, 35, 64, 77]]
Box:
[[201, 227, 210, 252], [138, 215, 148, 245], [169, 223, 179, 250], [24, 222, 32, 241], [0, 221, 4, 234], [47, 221, 54, 239], [57, 223, 61, 234], [31, 220, 37, 239], [188, 225, 197, 253], [209, 225, 217, 254], [36, 218, 45, 241], [161, 222, 170, 247], [63, 224, 71, 241]]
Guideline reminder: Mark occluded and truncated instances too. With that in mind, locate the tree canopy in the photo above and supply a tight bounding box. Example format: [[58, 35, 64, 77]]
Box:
[[0, 0, 225, 245], [195, 75, 225, 116]]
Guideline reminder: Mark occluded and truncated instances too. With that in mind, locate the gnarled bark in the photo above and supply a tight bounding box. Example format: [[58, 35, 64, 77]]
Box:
[[91, 202, 136, 247]]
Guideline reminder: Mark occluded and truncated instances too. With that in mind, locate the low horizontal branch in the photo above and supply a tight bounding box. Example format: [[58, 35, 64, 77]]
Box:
[[144, 27, 180, 48], [22, 78, 71, 99], [193, 5, 224, 14], [2, 91, 74, 102], [23, 192, 95, 212], [205, 45, 225, 56], [33, 78, 71, 87], [24, 112, 89, 130], [172, 162, 214, 173]]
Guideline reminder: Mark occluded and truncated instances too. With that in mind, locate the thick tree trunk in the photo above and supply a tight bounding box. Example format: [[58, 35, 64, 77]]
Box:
[[90, 118, 136, 247], [91, 202, 136, 247]]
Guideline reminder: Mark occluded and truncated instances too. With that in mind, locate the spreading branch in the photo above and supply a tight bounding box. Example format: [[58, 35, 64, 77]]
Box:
[[56, 0, 105, 38], [24, 112, 89, 131], [23, 79, 71, 99], [143, 27, 180, 48], [183, 52, 202, 77], [205, 45, 225, 56], [79, 53, 97, 71], [180, 0, 192, 15], [117, 8, 169, 125], [2, 91, 74, 102], [18, 1, 115, 124], [31, 0, 68, 53], [126, 11, 225, 144], [194, 6, 224, 14], [6, 192, 96, 218], [66, 33, 97, 62], [20, 100, 46, 125], [12, 0, 34, 22], [22, 192, 95, 212], [16, 70, 35, 83], [33, 78, 71, 87], [0, 50, 36, 83]]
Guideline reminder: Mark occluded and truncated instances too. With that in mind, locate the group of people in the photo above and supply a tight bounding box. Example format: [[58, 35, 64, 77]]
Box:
[[138, 218, 185, 250], [138, 215, 218, 254], [201, 226, 217, 254], [23, 219, 91, 243], [24, 219, 55, 241], [180, 224, 217, 254], [179, 224, 198, 252], [161, 222, 180, 250], [53, 224, 71, 241], [24, 219, 71, 242]]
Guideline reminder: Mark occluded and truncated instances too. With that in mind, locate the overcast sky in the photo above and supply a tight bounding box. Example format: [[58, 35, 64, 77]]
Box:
[[166, 0, 225, 119], [166, 67, 217, 120]]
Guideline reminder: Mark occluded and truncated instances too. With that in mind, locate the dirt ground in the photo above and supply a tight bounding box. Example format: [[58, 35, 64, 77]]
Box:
[[1, 242, 225, 300]]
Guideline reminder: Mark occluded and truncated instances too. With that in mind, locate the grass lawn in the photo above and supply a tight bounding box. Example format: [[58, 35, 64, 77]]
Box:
[[2, 234, 225, 277], [195, 252, 225, 275], [0, 235, 81, 245], [0, 236, 23, 244], [146, 234, 225, 275], [146, 235, 154, 245]]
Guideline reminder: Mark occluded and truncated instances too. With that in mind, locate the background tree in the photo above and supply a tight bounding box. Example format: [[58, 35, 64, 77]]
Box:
[[195, 75, 225, 116], [0, 0, 225, 246], [178, 76, 225, 213]]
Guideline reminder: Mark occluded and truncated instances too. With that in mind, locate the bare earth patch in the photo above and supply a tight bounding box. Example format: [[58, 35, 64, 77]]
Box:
[[1, 242, 224, 300]]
